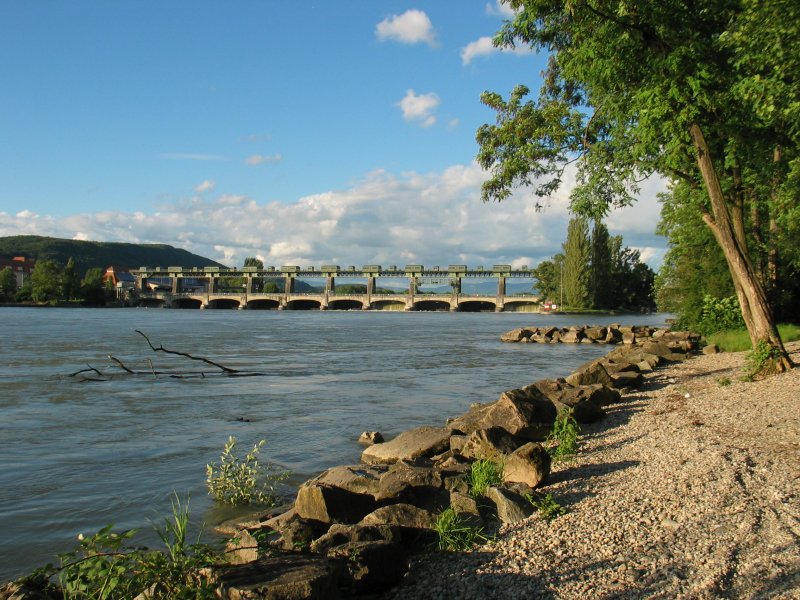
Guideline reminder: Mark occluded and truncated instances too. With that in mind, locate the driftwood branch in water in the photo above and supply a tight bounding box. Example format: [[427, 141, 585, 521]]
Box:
[[135, 329, 239, 373], [108, 355, 135, 374]]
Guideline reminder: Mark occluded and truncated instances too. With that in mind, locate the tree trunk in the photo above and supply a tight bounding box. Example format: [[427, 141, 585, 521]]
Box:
[[689, 123, 792, 371]]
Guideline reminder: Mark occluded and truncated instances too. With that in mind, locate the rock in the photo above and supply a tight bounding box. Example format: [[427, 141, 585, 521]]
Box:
[[309, 522, 402, 554], [502, 442, 551, 489], [328, 540, 409, 594], [565, 360, 613, 387], [361, 426, 452, 465], [560, 327, 584, 343], [550, 387, 606, 423], [358, 431, 384, 445], [479, 387, 557, 441], [0, 580, 56, 600], [376, 462, 450, 511], [449, 434, 467, 453], [500, 327, 533, 342], [610, 371, 644, 390], [703, 344, 720, 355], [485, 486, 534, 524], [211, 554, 341, 600], [584, 326, 608, 341], [459, 426, 522, 460], [360, 503, 436, 530], [268, 514, 330, 552], [295, 465, 384, 524]]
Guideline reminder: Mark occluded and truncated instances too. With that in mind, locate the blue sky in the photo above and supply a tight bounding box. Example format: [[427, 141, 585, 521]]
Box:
[[0, 1, 667, 268]]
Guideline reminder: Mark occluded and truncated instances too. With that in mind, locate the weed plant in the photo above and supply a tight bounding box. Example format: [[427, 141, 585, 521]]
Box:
[[466, 458, 504, 497], [206, 436, 289, 506], [29, 495, 222, 599], [433, 507, 489, 551], [527, 493, 568, 522], [546, 408, 580, 461], [743, 340, 784, 380]]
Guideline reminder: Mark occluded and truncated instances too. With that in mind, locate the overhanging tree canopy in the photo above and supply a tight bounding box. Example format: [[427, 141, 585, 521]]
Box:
[[476, 0, 798, 371]]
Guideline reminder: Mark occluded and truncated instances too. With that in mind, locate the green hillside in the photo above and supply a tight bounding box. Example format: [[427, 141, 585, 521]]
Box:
[[0, 235, 226, 274]]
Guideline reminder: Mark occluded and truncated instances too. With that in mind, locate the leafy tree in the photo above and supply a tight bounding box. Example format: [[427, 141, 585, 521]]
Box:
[[608, 238, 656, 310], [0, 267, 16, 301], [476, 0, 796, 370], [81, 267, 108, 305], [29, 259, 62, 304], [243, 257, 264, 269], [590, 220, 612, 309], [61, 257, 81, 300], [531, 253, 563, 302], [562, 216, 590, 308]]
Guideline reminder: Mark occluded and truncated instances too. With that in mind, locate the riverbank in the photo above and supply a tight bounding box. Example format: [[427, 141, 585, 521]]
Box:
[[384, 342, 800, 599]]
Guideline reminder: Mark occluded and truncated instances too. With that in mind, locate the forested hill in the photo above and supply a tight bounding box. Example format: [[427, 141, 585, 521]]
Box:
[[0, 235, 226, 274]]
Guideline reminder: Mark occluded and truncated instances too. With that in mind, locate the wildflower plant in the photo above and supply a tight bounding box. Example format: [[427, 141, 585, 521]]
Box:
[[206, 436, 289, 506]]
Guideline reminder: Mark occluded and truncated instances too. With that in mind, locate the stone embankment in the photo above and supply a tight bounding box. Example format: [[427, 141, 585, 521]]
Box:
[[196, 325, 702, 598]]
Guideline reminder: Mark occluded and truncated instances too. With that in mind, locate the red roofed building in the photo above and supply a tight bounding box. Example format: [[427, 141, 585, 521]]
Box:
[[0, 256, 35, 289]]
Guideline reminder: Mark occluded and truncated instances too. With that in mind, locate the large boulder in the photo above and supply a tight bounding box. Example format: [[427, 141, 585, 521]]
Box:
[[502, 442, 551, 489], [328, 540, 409, 594], [459, 426, 523, 460], [295, 465, 384, 524], [211, 554, 341, 600], [361, 427, 452, 465], [375, 462, 450, 511], [485, 486, 534, 524], [309, 522, 401, 554], [565, 360, 613, 387], [478, 387, 557, 441], [500, 327, 533, 342]]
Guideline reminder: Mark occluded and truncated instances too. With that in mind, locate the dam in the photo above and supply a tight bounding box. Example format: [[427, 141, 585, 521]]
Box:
[[131, 264, 540, 312]]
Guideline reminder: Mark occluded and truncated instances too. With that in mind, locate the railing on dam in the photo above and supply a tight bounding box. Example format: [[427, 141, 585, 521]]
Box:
[[130, 264, 540, 312]]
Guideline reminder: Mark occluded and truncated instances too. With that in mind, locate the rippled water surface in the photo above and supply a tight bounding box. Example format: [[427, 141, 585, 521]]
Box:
[[0, 307, 672, 580]]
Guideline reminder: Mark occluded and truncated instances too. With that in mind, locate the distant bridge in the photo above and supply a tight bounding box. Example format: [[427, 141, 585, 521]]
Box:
[[130, 264, 540, 312]]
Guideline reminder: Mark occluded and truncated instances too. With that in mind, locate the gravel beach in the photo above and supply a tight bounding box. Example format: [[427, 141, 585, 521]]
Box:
[[385, 341, 800, 599]]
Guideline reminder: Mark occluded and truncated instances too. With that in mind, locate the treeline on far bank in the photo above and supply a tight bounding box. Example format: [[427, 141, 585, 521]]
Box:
[[0, 259, 114, 306]]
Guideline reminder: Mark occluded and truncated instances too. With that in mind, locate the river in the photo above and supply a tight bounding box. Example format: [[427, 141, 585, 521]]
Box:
[[0, 307, 672, 581]]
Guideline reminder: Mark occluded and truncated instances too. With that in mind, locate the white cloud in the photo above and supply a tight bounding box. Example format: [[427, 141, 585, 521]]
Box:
[[245, 153, 282, 166], [0, 163, 667, 270], [461, 35, 531, 65], [194, 179, 216, 193], [485, 1, 517, 18], [376, 10, 436, 46], [397, 89, 440, 128]]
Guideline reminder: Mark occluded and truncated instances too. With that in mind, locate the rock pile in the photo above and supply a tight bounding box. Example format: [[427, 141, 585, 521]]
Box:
[[206, 327, 699, 599]]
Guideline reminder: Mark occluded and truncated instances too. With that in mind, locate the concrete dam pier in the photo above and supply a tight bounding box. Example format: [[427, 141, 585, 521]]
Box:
[[131, 264, 540, 312]]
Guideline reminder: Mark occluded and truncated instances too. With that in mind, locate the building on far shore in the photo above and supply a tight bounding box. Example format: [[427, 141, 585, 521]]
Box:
[[0, 256, 35, 288]]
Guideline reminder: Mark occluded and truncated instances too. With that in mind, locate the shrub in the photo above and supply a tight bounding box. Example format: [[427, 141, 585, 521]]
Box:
[[466, 458, 504, 497], [206, 437, 289, 506], [433, 507, 488, 551], [698, 294, 744, 335], [546, 408, 580, 461]]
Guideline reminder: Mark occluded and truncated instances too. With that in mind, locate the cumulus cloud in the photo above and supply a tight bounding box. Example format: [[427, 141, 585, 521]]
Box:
[[0, 163, 667, 270], [376, 10, 436, 46], [245, 153, 282, 166], [194, 179, 216, 193], [461, 35, 531, 65], [485, 1, 517, 18], [397, 89, 440, 128]]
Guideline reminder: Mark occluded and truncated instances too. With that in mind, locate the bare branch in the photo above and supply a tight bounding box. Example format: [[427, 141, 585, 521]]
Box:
[[135, 330, 239, 373]]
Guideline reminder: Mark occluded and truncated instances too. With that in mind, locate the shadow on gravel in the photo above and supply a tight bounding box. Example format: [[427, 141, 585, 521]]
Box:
[[549, 460, 640, 493]]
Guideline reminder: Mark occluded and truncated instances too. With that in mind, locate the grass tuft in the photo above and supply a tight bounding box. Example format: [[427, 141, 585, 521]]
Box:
[[433, 507, 489, 551], [466, 458, 504, 497], [546, 408, 580, 461]]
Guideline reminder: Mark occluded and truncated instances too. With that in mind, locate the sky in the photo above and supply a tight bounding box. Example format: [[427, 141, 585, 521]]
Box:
[[0, 1, 669, 270]]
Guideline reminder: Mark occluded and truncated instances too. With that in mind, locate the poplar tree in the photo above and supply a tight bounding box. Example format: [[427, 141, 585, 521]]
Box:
[[562, 216, 591, 308], [476, 0, 797, 371], [591, 220, 612, 309]]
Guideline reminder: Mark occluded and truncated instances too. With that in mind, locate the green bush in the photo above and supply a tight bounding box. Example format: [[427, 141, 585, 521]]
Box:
[[433, 507, 488, 551], [698, 294, 744, 335], [466, 458, 504, 498], [206, 437, 289, 506], [546, 408, 580, 461]]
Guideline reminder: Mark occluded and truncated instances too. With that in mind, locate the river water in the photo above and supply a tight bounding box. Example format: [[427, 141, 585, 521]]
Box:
[[0, 307, 672, 580]]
